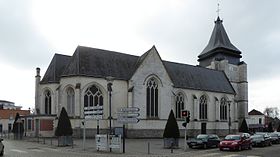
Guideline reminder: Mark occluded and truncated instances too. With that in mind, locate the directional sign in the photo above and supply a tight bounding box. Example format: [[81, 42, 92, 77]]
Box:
[[85, 114, 103, 120], [117, 112, 140, 118], [84, 106, 103, 110], [117, 117, 140, 124], [119, 107, 140, 112], [117, 107, 140, 124]]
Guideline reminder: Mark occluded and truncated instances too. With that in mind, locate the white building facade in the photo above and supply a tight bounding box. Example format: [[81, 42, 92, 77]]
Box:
[[34, 17, 247, 138]]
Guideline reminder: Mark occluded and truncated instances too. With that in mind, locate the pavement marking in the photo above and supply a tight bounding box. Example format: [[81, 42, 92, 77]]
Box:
[[10, 149, 28, 153]]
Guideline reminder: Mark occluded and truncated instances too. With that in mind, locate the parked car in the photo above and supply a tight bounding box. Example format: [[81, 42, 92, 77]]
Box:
[[219, 133, 252, 151], [254, 132, 272, 145], [187, 134, 220, 149], [0, 138, 4, 156], [251, 134, 272, 147], [268, 133, 280, 144]]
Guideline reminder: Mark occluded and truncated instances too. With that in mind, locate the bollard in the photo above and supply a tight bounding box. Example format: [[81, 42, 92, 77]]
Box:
[[37, 136, 39, 143], [148, 142, 150, 154], [51, 138, 52, 145], [43, 137, 45, 144], [171, 142, 173, 153], [72, 138, 74, 148]]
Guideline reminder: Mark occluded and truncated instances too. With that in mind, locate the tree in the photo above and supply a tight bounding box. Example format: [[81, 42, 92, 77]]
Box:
[[264, 107, 279, 118], [55, 107, 73, 136], [163, 110, 180, 138], [267, 122, 273, 132], [12, 113, 24, 139], [239, 118, 249, 133]]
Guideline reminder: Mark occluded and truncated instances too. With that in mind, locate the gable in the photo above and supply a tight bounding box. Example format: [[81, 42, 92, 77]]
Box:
[[130, 46, 173, 85]]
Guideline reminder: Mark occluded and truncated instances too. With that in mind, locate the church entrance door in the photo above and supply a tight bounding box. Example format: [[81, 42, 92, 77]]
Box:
[[201, 123, 206, 134]]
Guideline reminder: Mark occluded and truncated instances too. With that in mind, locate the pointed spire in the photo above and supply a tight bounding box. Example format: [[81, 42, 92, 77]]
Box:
[[198, 17, 241, 62]]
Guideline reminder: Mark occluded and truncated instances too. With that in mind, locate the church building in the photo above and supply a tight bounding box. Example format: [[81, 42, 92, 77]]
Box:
[[33, 17, 248, 138]]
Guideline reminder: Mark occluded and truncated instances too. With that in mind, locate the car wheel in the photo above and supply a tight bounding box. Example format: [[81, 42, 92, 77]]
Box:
[[238, 145, 242, 151], [189, 145, 193, 148], [248, 144, 252, 150], [269, 142, 272, 146], [203, 144, 207, 149]]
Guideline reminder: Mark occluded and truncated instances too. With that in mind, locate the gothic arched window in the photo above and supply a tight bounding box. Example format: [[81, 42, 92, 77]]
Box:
[[84, 85, 103, 109], [66, 87, 75, 116], [175, 93, 184, 118], [220, 97, 227, 120], [44, 90, 51, 115], [199, 95, 207, 120], [146, 78, 158, 118]]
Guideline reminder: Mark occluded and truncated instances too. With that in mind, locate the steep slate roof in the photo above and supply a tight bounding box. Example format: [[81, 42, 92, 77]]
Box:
[[198, 17, 241, 60], [249, 109, 264, 115], [41, 46, 235, 94], [164, 61, 235, 94], [61, 46, 139, 80], [41, 54, 71, 84]]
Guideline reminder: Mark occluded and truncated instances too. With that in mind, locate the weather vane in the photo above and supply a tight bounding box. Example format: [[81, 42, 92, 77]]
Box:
[[216, 0, 221, 17]]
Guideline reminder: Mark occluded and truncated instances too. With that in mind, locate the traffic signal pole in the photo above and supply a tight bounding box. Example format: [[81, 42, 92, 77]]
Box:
[[184, 117, 187, 151]]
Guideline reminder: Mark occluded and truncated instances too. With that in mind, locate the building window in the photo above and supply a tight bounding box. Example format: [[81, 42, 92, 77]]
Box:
[[27, 119, 32, 131], [66, 87, 75, 116], [220, 97, 227, 120], [199, 95, 207, 120], [44, 90, 51, 115], [0, 124, 2, 133], [175, 93, 184, 118], [146, 78, 158, 118], [84, 85, 103, 109], [259, 118, 262, 124]]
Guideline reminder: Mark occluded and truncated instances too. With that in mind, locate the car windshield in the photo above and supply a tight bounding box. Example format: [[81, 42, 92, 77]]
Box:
[[251, 135, 264, 140], [224, 135, 241, 140], [197, 135, 208, 140], [270, 133, 278, 137]]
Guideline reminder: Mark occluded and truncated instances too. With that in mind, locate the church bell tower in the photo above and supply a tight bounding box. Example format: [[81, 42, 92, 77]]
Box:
[[198, 17, 248, 122]]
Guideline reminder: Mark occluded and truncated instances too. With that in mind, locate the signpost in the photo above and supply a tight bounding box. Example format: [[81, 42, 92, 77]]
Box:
[[84, 105, 103, 134], [181, 110, 190, 151], [117, 107, 140, 153]]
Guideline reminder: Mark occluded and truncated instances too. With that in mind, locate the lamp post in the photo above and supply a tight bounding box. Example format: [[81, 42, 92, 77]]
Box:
[[227, 100, 232, 134], [106, 76, 114, 135]]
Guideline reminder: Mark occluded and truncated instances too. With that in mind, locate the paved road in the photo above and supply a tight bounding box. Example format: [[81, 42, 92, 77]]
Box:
[[2, 138, 280, 157]]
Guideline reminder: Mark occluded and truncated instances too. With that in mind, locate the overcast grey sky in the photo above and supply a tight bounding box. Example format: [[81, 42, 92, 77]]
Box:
[[0, 0, 279, 113]]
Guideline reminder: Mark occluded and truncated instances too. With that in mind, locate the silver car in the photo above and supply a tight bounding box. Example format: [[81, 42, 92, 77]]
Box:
[[0, 138, 3, 156]]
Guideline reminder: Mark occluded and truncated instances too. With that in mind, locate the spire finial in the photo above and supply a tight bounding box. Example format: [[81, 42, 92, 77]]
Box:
[[216, 0, 221, 17]]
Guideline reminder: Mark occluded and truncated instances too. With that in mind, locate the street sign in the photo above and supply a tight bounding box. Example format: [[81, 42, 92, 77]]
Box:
[[117, 112, 140, 118], [85, 106, 103, 110], [85, 114, 103, 120], [117, 107, 140, 124], [84, 105, 104, 120], [117, 117, 140, 124], [118, 107, 140, 112]]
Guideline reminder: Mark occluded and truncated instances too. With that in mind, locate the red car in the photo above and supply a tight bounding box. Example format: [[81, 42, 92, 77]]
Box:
[[219, 133, 252, 151]]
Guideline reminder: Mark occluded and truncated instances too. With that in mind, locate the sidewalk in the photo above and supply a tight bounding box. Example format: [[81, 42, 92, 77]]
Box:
[[24, 136, 196, 156]]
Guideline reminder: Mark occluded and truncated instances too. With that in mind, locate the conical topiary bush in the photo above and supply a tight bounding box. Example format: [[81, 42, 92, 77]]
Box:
[[55, 107, 73, 146], [163, 110, 180, 148], [239, 118, 249, 133]]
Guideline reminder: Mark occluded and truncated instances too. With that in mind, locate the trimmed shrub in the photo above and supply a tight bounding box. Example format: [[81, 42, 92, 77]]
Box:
[[55, 107, 73, 136], [163, 110, 180, 138], [239, 118, 249, 133]]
